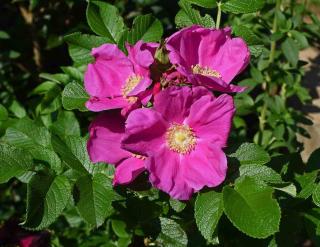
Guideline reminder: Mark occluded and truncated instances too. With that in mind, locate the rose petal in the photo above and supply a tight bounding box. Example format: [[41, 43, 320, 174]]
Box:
[[186, 94, 235, 146], [113, 156, 145, 185], [87, 111, 131, 164], [122, 108, 168, 156], [183, 142, 227, 190]]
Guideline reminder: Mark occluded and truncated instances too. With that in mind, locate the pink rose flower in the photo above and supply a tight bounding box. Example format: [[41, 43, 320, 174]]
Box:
[[166, 25, 250, 93], [87, 111, 145, 185], [84, 41, 158, 114], [122, 86, 235, 200]]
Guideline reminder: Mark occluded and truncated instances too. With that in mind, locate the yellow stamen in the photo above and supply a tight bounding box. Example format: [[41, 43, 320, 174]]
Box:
[[132, 153, 146, 160], [192, 64, 221, 78], [166, 124, 196, 154], [122, 75, 142, 103]]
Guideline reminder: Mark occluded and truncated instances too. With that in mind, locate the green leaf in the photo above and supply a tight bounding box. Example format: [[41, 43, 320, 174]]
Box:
[[230, 143, 270, 166], [23, 174, 71, 230], [29, 147, 62, 173], [239, 165, 283, 184], [234, 94, 254, 116], [304, 208, 320, 244], [65, 136, 98, 174], [61, 66, 84, 82], [233, 25, 261, 45], [64, 32, 108, 65], [156, 217, 188, 247], [290, 30, 309, 49], [281, 37, 299, 67], [50, 111, 81, 139], [9, 100, 26, 118], [118, 14, 163, 49], [1, 119, 63, 172], [176, 0, 215, 28], [31, 81, 57, 95], [273, 183, 297, 197], [221, 0, 265, 14], [312, 183, 320, 207], [175, 9, 194, 28], [306, 148, 320, 172], [2, 118, 51, 149], [39, 73, 70, 85], [0, 30, 9, 39], [223, 177, 281, 238], [0, 144, 33, 183], [187, 0, 217, 8], [296, 171, 318, 199], [62, 82, 89, 111], [249, 45, 264, 57], [17, 171, 35, 183], [51, 136, 94, 174], [0, 104, 8, 121], [86, 1, 124, 43], [111, 220, 130, 238], [75, 173, 115, 227], [195, 191, 223, 242], [169, 199, 186, 213]]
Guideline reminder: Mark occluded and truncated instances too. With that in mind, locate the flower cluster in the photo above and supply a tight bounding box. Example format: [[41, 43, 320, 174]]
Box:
[[86, 25, 250, 200]]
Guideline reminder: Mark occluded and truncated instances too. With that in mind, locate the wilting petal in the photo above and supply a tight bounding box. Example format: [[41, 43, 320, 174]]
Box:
[[87, 111, 131, 164], [186, 94, 235, 147], [183, 142, 227, 190], [122, 108, 168, 155], [113, 156, 145, 185]]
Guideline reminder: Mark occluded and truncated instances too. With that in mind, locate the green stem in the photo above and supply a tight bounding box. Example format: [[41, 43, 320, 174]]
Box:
[[268, 0, 281, 64], [216, 2, 222, 29]]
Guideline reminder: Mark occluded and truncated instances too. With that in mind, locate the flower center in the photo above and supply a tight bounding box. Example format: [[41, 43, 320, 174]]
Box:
[[122, 75, 142, 103], [132, 153, 146, 160], [192, 64, 221, 78], [166, 124, 196, 154], [122, 75, 142, 96]]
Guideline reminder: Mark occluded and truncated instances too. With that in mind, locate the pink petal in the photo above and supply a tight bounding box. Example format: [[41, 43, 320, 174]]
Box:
[[198, 28, 227, 68], [84, 44, 133, 98], [183, 142, 227, 190], [127, 77, 153, 96], [113, 156, 145, 185], [126, 41, 159, 76], [122, 108, 168, 156], [85, 96, 129, 112], [166, 26, 250, 92], [210, 37, 250, 84], [147, 147, 194, 200], [153, 86, 212, 123], [186, 94, 235, 147], [87, 111, 131, 164], [193, 74, 246, 93], [166, 25, 202, 72]]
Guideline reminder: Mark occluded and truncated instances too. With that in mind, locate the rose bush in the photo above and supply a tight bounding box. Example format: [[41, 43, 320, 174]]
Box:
[[1, 0, 320, 246]]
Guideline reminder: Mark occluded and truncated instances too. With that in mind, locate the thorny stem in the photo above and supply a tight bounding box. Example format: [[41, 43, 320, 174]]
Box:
[[216, 2, 222, 29], [268, 0, 281, 64]]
